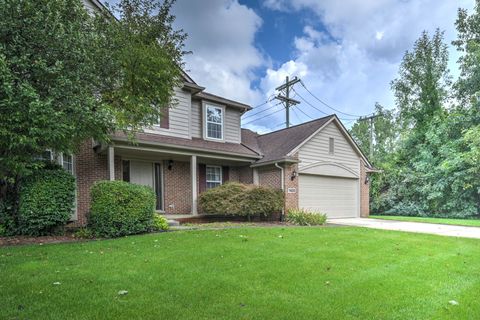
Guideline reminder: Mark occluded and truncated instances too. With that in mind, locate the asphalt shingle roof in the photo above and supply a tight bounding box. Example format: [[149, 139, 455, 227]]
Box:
[[242, 115, 334, 164]]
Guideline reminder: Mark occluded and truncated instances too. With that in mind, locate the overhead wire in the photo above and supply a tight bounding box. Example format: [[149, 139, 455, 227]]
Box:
[[299, 80, 372, 118], [242, 104, 284, 126], [242, 94, 276, 119], [292, 88, 359, 121]]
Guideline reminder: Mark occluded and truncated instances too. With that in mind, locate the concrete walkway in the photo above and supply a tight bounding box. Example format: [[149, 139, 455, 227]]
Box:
[[329, 218, 480, 239]]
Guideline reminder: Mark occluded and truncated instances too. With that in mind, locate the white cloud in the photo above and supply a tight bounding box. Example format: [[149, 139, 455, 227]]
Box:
[[173, 0, 266, 106], [255, 0, 474, 131]]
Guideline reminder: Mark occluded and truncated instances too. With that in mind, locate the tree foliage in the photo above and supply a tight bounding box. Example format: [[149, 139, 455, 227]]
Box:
[[351, 17, 480, 217], [0, 0, 187, 225], [0, 0, 186, 180]]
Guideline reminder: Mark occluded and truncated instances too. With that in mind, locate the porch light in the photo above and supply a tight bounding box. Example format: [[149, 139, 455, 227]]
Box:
[[365, 175, 370, 184], [291, 170, 298, 181], [168, 160, 173, 170]]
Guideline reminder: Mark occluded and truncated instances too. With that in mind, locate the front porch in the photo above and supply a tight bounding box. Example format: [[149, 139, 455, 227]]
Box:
[[104, 142, 259, 215]]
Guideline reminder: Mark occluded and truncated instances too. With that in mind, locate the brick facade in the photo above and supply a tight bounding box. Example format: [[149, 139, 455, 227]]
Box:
[[74, 140, 121, 227], [283, 163, 299, 213], [257, 166, 282, 189], [164, 161, 192, 214], [360, 160, 370, 217]]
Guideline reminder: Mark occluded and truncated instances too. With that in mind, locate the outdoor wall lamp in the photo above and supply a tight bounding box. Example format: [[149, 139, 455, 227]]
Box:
[[291, 170, 298, 181], [168, 160, 173, 170], [365, 175, 370, 184]]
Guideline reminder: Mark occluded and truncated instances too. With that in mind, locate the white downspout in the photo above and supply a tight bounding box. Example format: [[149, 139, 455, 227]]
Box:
[[274, 162, 285, 221]]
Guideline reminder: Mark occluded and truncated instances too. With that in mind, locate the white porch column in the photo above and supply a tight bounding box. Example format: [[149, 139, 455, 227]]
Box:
[[191, 155, 198, 215], [253, 167, 259, 185], [108, 146, 115, 181]]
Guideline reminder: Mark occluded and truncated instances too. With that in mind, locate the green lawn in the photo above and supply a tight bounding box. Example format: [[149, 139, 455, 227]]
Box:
[[2, 227, 480, 319], [371, 215, 480, 227]]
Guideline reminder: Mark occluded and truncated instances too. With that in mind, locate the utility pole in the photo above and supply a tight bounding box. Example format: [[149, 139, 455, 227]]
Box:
[[358, 114, 380, 159], [274, 76, 301, 128]]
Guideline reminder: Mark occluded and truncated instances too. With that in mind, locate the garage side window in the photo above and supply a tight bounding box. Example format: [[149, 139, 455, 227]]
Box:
[[329, 137, 335, 154]]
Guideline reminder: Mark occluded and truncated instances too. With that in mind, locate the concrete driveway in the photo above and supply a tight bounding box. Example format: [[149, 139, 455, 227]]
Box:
[[329, 218, 480, 239]]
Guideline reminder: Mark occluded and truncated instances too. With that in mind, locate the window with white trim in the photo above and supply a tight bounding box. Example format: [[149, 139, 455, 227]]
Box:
[[206, 105, 223, 140], [206, 166, 222, 189]]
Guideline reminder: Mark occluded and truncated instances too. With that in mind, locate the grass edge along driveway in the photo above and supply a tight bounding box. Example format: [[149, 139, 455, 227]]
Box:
[[370, 215, 480, 227], [2, 226, 480, 319]]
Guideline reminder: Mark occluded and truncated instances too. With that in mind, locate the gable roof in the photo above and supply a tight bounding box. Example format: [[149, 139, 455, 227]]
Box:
[[242, 115, 372, 168], [248, 116, 334, 164]]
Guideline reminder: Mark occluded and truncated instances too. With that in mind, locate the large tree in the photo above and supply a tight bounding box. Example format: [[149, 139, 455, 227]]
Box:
[[0, 0, 186, 180]]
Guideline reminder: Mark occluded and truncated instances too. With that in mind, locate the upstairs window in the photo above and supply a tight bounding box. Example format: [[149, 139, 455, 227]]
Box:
[[206, 105, 223, 140], [206, 166, 222, 189], [329, 137, 335, 154]]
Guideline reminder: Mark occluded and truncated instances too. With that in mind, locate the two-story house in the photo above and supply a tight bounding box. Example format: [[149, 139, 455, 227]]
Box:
[[69, 0, 374, 226], [71, 70, 373, 226]]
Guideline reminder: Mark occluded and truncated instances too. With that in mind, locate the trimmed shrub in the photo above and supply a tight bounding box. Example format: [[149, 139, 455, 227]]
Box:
[[199, 182, 284, 218], [89, 181, 156, 237], [198, 182, 248, 215], [17, 166, 76, 235], [286, 208, 327, 226], [151, 214, 169, 231], [240, 186, 284, 218]]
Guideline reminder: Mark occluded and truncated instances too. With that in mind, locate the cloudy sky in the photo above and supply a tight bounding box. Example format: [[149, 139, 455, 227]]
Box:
[[105, 0, 474, 133]]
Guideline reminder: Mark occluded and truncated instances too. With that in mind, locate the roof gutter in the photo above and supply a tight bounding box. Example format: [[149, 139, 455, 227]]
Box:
[[250, 158, 299, 168]]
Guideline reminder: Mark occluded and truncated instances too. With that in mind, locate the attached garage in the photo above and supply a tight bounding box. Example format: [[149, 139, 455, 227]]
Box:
[[298, 174, 359, 218]]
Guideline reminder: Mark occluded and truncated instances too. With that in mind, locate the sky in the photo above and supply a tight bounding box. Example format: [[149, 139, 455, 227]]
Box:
[[104, 0, 474, 133]]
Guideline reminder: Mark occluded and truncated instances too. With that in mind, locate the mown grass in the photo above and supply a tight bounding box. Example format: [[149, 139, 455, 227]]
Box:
[[371, 215, 480, 227], [1, 226, 480, 319]]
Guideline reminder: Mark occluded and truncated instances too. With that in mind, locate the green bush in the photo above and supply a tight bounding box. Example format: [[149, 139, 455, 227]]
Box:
[[89, 181, 156, 237], [286, 209, 327, 226], [17, 166, 76, 235], [151, 214, 169, 232], [198, 182, 247, 215], [240, 186, 284, 217], [74, 228, 94, 239], [199, 182, 284, 218]]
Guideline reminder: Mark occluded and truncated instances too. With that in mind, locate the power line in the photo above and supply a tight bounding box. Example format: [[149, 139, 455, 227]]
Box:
[[291, 107, 303, 124], [242, 95, 275, 119], [242, 106, 284, 126], [242, 101, 281, 120], [299, 80, 371, 118], [295, 104, 315, 120], [292, 88, 359, 121]]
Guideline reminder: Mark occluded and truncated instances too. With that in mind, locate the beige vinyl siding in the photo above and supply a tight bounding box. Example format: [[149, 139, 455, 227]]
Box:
[[225, 108, 241, 143], [194, 100, 242, 143], [298, 121, 360, 174], [144, 88, 191, 139], [191, 100, 202, 138]]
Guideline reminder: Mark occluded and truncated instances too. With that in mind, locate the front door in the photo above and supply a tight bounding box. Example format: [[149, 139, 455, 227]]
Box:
[[129, 160, 163, 211]]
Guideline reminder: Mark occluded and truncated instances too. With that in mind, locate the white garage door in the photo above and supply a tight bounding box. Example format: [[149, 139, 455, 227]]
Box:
[[299, 174, 359, 218]]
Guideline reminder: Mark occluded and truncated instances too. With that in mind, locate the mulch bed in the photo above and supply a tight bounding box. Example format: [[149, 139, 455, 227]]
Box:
[[0, 234, 82, 247]]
